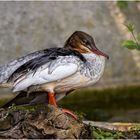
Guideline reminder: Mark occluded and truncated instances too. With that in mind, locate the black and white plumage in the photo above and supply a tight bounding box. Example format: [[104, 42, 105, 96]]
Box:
[[0, 31, 109, 106], [0, 49, 49, 83]]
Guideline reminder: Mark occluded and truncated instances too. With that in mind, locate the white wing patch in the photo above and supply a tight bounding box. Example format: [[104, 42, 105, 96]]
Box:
[[13, 63, 78, 92]]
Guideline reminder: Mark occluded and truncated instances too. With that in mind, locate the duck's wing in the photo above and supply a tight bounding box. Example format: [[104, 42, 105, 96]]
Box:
[[8, 48, 86, 92], [13, 62, 78, 92], [0, 49, 49, 83]]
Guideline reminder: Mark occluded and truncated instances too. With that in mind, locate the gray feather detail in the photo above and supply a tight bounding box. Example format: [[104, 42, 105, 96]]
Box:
[[79, 54, 105, 80]]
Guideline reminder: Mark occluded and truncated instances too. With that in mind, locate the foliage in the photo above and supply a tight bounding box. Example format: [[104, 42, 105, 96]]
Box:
[[131, 126, 140, 131], [92, 126, 140, 139], [92, 127, 125, 139], [122, 40, 137, 50], [121, 23, 140, 51], [117, 1, 128, 9]]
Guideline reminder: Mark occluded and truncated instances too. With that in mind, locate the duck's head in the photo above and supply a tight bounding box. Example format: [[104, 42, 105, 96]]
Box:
[[64, 31, 109, 59]]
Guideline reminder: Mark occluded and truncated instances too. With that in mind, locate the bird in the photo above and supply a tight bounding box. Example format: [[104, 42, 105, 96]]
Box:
[[0, 31, 109, 119]]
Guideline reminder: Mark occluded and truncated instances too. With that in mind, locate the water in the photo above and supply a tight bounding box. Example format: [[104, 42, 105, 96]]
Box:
[[59, 86, 140, 122]]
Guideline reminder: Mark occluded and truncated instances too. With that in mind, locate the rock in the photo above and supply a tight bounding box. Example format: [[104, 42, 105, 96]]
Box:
[[0, 104, 92, 139]]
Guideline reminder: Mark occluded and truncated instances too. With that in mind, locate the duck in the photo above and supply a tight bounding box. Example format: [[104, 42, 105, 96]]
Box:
[[0, 31, 109, 119]]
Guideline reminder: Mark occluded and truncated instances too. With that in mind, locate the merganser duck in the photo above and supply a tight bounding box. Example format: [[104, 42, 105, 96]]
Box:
[[0, 31, 109, 119]]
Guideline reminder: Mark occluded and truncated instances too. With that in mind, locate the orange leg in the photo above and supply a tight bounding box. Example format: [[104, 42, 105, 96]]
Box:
[[48, 92, 77, 119], [48, 92, 57, 107]]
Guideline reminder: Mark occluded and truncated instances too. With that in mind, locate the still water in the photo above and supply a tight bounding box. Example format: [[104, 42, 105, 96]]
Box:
[[59, 86, 140, 122]]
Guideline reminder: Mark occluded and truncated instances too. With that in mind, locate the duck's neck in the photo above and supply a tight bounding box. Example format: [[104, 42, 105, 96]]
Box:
[[82, 53, 106, 79]]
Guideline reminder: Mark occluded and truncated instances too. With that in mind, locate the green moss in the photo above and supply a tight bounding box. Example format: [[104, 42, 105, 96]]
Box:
[[8, 104, 45, 112]]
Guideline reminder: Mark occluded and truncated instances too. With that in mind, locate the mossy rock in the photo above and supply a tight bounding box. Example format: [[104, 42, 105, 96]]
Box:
[[0, 104, 92, 139]]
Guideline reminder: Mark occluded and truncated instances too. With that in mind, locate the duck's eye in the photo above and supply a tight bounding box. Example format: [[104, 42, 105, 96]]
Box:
[[82, 40, 88, 45]]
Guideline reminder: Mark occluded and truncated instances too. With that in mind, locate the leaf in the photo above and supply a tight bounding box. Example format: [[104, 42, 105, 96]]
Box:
[[122, 40, 137, 50], [137, 33, 140, 41], [117, 1, 128, 9], [125, 23, 135, 32]]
